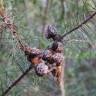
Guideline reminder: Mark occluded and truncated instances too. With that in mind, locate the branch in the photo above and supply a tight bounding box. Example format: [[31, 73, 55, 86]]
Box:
[[62, 11, 96, 39], [59, 0, 64, 22], [2, 65, 33, 96], [0, 0, 5, 15], [42, 0, 50, 35]]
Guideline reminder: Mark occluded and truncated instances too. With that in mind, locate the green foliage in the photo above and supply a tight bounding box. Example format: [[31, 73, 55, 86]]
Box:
[[0, 0, 96, 96]]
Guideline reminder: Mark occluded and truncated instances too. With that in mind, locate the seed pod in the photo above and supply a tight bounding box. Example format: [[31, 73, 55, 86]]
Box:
[[49, 42, 63, 52], [42, 49, 55, 64], [52, 53, 64, 66], [31, 47, 41, 55], [35, 61, 49, 76], [45, 25, 56, 39], [25, 46, 41, 55], [42, 49, 52, 60], [26, 47, 41, 63]]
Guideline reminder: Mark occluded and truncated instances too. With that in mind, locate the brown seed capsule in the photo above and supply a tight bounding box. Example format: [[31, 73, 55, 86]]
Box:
[[26, 47, 41, 64], [42, 49, 52, 59], [45, 25, 56, 39], [49, 42, 63, 52], [35, 61, 49, 76], [52, 53, 64, 66]]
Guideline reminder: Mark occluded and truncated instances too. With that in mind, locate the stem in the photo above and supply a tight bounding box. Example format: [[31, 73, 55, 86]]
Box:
[[2, 65, 33, 96], [60, 59, 65, 96], [0, 0, 5, 17], [62, 11, 96, 38], [59, 0, 64, 22]]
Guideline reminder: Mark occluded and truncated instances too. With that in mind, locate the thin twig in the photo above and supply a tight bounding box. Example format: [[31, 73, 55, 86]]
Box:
[[2, 65, 33, 96], [62, 11, 96, 38]]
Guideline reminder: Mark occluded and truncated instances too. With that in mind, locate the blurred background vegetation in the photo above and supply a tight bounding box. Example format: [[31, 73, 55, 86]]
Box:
[[0, 0, 96, 96]]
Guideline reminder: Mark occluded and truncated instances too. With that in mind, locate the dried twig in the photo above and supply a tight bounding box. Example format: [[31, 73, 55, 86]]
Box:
[[2, 65, 33, 96]]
